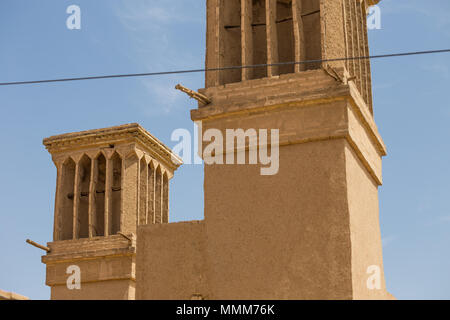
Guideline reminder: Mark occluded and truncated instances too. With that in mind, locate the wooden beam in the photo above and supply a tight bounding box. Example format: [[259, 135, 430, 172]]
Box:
[[26, 239, 50, 253]]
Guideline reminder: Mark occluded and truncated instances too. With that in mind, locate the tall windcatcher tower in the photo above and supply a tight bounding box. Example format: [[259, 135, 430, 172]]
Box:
[[187, 0, 391, 299], [42, 124, 181, 300]]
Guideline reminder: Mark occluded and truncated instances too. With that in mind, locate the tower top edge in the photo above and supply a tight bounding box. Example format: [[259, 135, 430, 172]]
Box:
[[42, 123, 183, 167]]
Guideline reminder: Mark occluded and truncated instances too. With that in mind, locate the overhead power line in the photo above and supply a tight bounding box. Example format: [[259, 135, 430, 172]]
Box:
[[0, 49, 449, 87]]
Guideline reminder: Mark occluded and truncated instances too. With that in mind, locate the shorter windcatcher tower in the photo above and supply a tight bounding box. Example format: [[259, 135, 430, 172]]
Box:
[[42, 123, 182, 300]]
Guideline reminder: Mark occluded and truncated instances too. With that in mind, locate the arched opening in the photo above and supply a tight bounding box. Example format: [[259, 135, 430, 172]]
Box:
[[60, 158, 76, 240], [220, 0, 242, 84], [301, 0, 321, 70], [111, 152, 122, 234], [252, 0, 267, 79], [94, 153, 106, 237], [277, 0, 295, 75], [77, 155, 91, 239]]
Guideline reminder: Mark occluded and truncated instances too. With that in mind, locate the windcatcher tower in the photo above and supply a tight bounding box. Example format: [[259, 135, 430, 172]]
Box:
[[188, 0, 391, 299], [42, 124, 181, 300]]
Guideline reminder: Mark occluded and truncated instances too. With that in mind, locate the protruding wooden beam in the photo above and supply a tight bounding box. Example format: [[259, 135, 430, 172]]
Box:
[[26, 239, 50, 253], [241, 0, 253, 80], [292, 0, 306, 72], [117, 232, 134, 243], [175, 84, 211, 105], [266, 0, 279, 77]]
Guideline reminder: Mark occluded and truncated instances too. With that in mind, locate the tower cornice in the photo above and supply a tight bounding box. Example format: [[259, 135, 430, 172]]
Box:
[[43, 123, 183, 171]]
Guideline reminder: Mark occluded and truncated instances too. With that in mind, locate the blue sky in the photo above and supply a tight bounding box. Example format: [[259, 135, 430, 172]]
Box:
[[0, 0, 449, 300]]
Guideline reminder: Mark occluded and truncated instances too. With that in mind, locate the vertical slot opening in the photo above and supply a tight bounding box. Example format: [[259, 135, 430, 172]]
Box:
[[277, 0, 295, 75], [252, 0, 267, 79], [111, 152, 122, 234], [60, 158, 75, 240], [302, 0, 321, 70], [162, 173, 169, 224], [221, 0, 242, 85], [78, 155, 91, 239], [95, 154, 106, 237]]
